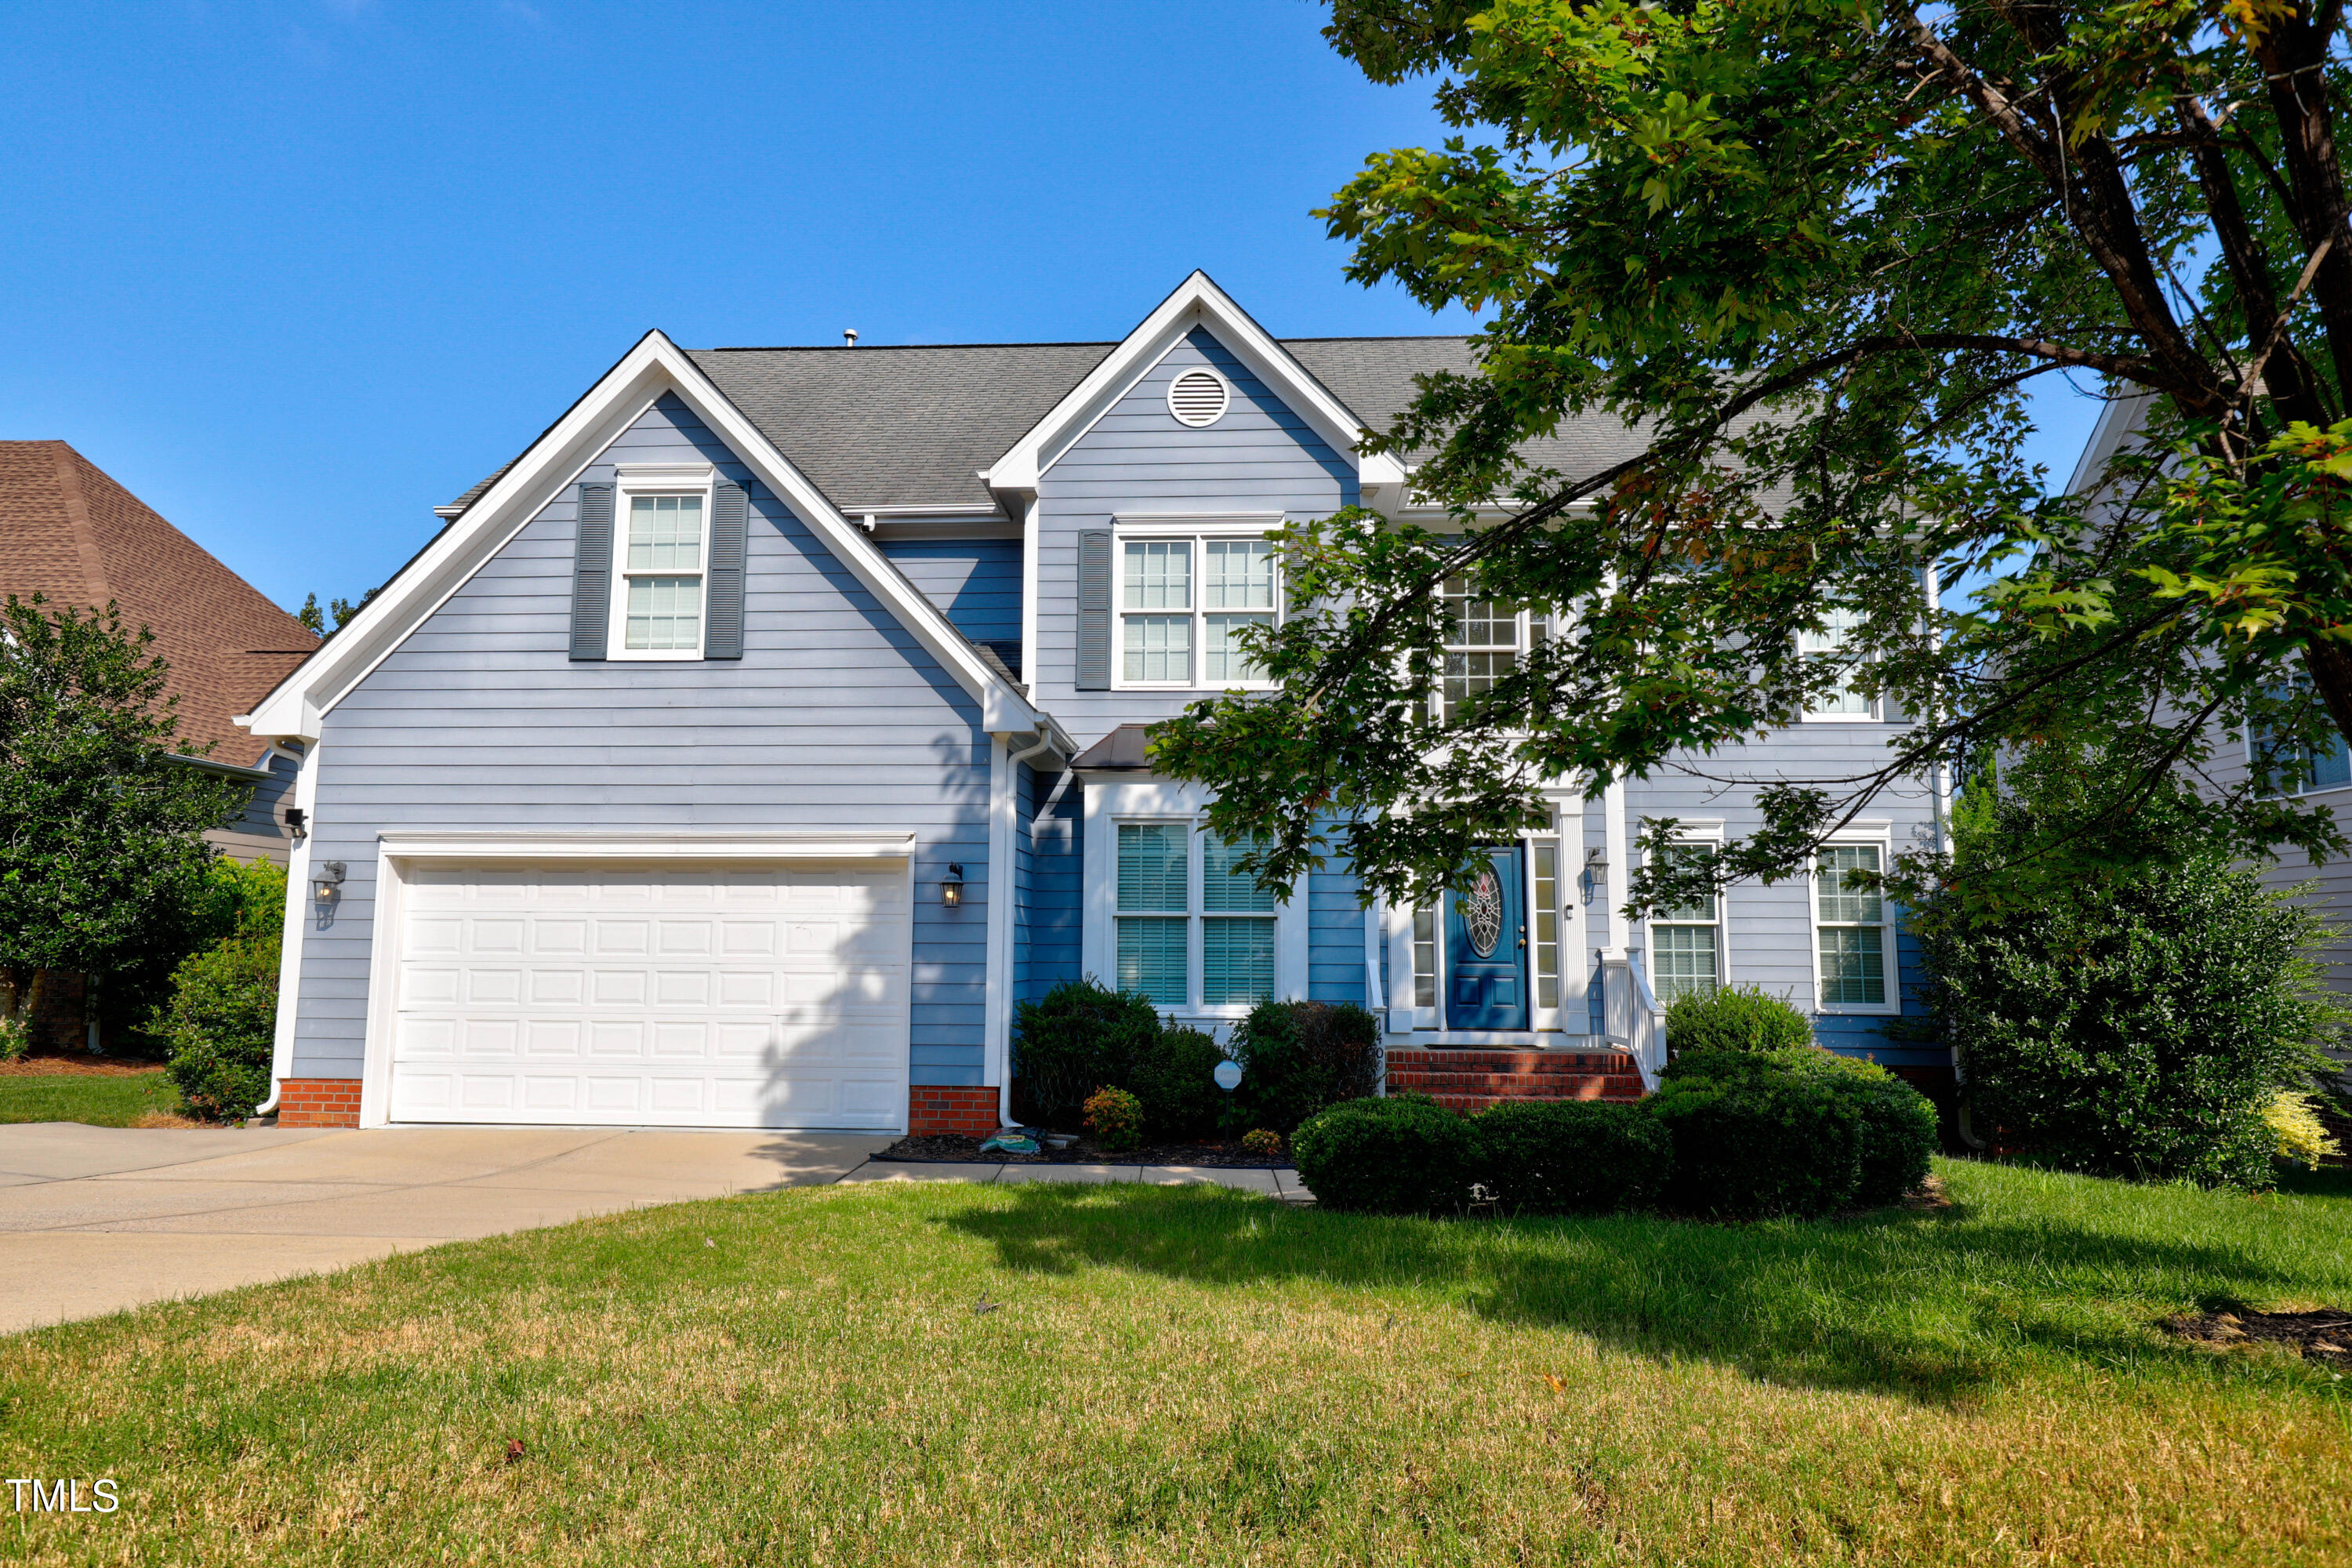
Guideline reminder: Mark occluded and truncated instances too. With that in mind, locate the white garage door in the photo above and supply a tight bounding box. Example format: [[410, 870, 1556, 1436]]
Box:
[[386, 862, 909, 1129]]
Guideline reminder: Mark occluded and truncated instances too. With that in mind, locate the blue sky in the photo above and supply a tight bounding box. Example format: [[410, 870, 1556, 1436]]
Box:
[[0, 1, 2106, 615]]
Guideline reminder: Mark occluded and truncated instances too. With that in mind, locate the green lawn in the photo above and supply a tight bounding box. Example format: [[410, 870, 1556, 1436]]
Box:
[[3, 1159, 2347, 1566], [0, 1069, 185, 1127]]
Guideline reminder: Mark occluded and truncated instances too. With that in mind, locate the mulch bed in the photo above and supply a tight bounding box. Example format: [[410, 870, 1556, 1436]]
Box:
[[0, 1054, 169, 1078], [877, 1133, 1292, 1170], [2161, 1308, 2352, 1367]]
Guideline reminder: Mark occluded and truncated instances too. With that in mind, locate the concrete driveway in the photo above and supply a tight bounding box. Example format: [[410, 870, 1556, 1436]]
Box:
[[0, 1123, 890, 1334]]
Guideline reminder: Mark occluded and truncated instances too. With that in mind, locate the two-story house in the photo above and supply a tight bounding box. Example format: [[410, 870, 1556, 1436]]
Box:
[[240, 274, 1944, 1131]]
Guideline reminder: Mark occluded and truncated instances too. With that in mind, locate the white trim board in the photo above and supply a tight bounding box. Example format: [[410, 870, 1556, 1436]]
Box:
[[982, 270, 1409, 500], [241, 330, 1061, 745]]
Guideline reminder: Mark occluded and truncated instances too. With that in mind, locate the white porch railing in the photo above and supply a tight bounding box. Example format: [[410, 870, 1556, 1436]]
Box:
[[1599, 946, 1666, 1091]]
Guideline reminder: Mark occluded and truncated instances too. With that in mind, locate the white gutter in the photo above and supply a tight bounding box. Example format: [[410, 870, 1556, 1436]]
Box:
[[253, 740, 322, 1119], [991, 720, 1062, 1127]]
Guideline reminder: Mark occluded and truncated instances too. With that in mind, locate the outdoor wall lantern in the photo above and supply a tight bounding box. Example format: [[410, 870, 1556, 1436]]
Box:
[[314, 861, 347, 902], [940, 864, 964, 909], [1582, 845, 1607, 906]]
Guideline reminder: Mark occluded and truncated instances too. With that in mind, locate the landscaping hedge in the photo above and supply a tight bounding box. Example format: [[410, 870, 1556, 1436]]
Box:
[[1221, 999, 1383, 1135], [1648, 1050, 1864, 1218], [1474, 1099, 1673, 1214], [1663, 984, 1814, 1054], [1781, 1050, 1939, 1207], [1291, 1095, 1482, 1214]]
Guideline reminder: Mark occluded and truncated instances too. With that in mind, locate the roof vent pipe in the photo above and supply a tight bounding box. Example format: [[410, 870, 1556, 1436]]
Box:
[[843, 328, 858, 347]]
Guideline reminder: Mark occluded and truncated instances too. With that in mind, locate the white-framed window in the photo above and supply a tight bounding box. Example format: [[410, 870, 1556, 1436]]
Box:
[[1645, 844, 1721, 1001], [1116, 532, 1278, 689], [1800, 606, 1877, 720], [2250, 688, 2352, 796], [1813, 841, 1896, 1012], [1436, 577, 1523, 721], [1113, 820, 1277, 1011], [608, 470, 714, 660]]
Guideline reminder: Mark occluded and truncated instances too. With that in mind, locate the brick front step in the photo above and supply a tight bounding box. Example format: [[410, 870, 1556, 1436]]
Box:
[[1385, 1048, 1646, 1110], [1420, 1091, 1645, 1115]]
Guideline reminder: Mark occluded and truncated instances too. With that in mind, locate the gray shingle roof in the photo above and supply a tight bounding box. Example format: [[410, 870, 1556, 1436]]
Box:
[[445, 335, 1650, 517]]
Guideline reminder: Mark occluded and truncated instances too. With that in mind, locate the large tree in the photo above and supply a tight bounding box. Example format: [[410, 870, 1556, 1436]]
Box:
[[0, 595, 248, 1040], [1154, 0, 2352, 913]]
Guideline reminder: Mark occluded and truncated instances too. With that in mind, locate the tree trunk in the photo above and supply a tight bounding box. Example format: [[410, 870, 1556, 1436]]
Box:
[[2302, 638, 2352, 754]]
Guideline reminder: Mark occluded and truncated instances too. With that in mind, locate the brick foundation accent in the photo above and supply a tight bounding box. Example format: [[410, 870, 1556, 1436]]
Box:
[[277, 1078, 362, 1127], [909, 1086, 1000, 1136], [1385, 1048, 1645, 1114]]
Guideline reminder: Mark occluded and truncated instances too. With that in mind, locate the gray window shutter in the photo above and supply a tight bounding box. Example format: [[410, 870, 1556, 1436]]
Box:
[[704, 479, 747, 660], [569, 482, 615, 662], [1076, 528, 1112, 690]]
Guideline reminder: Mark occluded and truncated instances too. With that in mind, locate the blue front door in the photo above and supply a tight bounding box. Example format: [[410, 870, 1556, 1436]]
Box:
[[1446, 846, 1529, 1029]]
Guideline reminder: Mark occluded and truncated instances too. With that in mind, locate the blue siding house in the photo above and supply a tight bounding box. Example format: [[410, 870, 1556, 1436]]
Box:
[[240, 274, 1947, 1131]]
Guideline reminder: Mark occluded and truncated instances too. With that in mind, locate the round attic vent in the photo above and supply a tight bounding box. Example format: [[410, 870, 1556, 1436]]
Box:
[[1167, 368, 1231, 427]]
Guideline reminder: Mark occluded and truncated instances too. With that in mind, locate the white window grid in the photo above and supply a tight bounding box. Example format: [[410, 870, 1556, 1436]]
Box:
[[1810, 839, 1897, 1013], [1112, 818, 1279, 1014], [1642, 842, 1722, 1002], [1799, 605, 1878, 720], [1115, 533, 1279, 690], [606, 482, 712, 661]]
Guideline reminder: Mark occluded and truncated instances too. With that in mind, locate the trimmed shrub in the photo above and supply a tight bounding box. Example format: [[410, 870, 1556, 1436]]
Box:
[[1126, 1025, 1229, 1141], [158, 934, 279, 1120], [1474, 1099, 1674, 1214], [1241, 1128, 1284, 1160], [1083, 1086, 1145, 1152], [1290, 1095, 1482, 1214], [1650, 1051, 1862, 1218], [1915, 851, 2343, 1189], [1011, 978, 1162, 1129], [1222, 999, 1383, 1135], [1664, 984, 1813, 1055], [1780, 1051, 1939, 1206]]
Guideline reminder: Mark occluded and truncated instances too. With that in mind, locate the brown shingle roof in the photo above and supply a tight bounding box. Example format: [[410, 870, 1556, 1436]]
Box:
[[0, 441, 318, 766]]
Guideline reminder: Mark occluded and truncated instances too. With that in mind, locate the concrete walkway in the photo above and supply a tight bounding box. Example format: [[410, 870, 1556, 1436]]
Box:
[[0, 1123, 889, 1333], [0, 1125, 1307, 1334]]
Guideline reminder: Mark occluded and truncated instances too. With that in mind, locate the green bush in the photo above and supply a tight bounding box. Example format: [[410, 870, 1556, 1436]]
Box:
[[1011, 978, 1163, 1129], [1780, 1051, 1939, 1206], [1290, 1095, 1482, 1214], [1474, 1099, 1674, 1214], [0, 1014, 27, 1062], [158, 934, 279, 1121], [1125, 1025, 1229, 1141], [1650, 1051, 1862, 1218], [1915, 851, 2343, 1189], [1664, 984, 1814, 1054], [1221, 999, 1383, 1135]]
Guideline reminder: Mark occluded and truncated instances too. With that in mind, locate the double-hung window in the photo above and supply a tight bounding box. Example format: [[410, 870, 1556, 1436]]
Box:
[[1114, 822, 1278, 1010], [1646, 846, 1721, 1000], [1119, 535, 1278, 688], [1814, 844, 1893, 1008], [2252, 681, 2352, 794], [612, 490, 707, 658], [1800, 607, 1876, 719], [1436, 577, 1520, 720]]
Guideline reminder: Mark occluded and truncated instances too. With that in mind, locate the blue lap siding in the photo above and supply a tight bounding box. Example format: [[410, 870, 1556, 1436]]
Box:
[[292, 393, 994, 1089]]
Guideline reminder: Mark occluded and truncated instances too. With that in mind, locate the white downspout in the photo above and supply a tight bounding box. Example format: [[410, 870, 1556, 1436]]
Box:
[[253, 740, 321, 1119], [992, 723, 1059, 1128]]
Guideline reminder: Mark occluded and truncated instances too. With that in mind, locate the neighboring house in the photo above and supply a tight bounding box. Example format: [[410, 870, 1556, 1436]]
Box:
[[0, 440, 317, 1047], [2068, 397, 2352, 1000], [241, 274, 1945, 1132]]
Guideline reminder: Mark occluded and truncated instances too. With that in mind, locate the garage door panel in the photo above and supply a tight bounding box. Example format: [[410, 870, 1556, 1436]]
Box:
[[390, 862, 909, 1130]]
